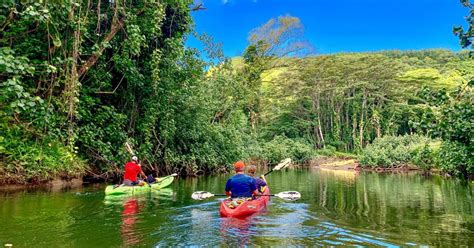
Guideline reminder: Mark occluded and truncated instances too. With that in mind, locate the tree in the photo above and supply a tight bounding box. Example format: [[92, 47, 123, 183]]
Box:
[[241, 16, 313, 132], [454, 0, 473, 49], [258, 50, 473, 155], [248, 15, 313, 58]]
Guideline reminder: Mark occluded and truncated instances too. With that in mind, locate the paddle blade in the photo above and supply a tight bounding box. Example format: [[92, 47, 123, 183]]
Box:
[[191, 191, 215, 200], [170, 173, 178, 177], [125, 142, 134, 155], [275, 191, 301, 201], [273, 158, 292, 171]]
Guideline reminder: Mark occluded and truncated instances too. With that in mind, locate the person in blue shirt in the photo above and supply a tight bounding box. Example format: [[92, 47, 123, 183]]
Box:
[[225, 161, 258, 198]]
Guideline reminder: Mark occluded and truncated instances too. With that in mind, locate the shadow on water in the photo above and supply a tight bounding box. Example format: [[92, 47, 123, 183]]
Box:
[[0, 168, 473, 247]]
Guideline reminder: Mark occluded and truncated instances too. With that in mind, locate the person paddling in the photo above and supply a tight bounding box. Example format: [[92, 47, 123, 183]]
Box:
[[225, 161, 258, 199], [247, 165, 267, 193], [123, 156, 147, 186]]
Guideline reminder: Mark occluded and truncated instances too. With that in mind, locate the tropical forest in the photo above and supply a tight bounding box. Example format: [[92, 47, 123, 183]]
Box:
[[0, 0, 473, 247]]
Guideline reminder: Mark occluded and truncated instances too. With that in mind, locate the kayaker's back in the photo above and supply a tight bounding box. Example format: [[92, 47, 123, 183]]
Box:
[[225, 174, 257, 198]]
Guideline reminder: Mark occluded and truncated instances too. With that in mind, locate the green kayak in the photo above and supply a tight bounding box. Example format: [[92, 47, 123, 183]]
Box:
[[104, 175, 175, 195], [104, 188, 174, 205]]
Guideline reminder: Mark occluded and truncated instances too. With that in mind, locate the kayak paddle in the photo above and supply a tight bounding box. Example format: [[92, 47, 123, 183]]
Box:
[[125, 141, 155, 171], [125, 142, 134, 155], [264, 158, 292, 176], [146, 173, 178, 187], [191, 191, 301, 201], [163, 173, 178, 179]]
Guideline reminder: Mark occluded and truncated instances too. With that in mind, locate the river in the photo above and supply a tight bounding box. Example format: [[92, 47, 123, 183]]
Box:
[[0, 168, 473, 247]]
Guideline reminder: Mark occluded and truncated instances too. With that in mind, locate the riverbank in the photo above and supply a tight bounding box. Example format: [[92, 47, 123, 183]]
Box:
[[308, 156, 474, 180], [0, 176, 84, 190], [309, 157, 359, 171], [1, 154, 470, 187], [310, 156, 425, 172]]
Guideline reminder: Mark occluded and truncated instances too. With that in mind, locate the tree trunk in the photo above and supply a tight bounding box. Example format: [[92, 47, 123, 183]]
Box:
[[345, 102, 350, 150], [329, 94, 334, 139], [250, 110, 258, 132], [64, 5, 82, 146], [312, 91, 325, 148], [376, 124, 381, 138], [359, 89, 367, 149]]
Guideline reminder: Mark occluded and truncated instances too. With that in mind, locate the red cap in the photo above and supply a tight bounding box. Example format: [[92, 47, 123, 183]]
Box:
[[234, 161, 245, 171]]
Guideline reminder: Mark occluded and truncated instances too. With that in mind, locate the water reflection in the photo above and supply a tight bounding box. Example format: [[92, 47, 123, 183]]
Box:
[[0, 170, 473, 247], [121, 198, 141, 246], [313, 167, 359, 181], [220, 216, 256, 247], [303, 171, 474, 246], [102, 188, 177, 246], [104, 188, 175, 206]]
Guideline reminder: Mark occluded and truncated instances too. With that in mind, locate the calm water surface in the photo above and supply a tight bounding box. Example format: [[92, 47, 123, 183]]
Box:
[[0, 168, 473, 247]]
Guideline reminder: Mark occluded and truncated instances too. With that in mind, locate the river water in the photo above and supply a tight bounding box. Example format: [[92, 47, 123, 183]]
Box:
[[0, 168, 473, 247]]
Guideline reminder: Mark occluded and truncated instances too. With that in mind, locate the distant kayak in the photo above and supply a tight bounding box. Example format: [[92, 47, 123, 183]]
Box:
[[105, 176, 175, 195], [219, 186, 270, 218]]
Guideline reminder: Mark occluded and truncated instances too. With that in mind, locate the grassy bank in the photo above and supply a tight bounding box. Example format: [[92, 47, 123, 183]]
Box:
[[0, 123, 86, 185]]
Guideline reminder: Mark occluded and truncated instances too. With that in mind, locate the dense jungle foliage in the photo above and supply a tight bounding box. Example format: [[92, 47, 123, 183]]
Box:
[[259, 50, 473, 176], [0, 1, 472, 183]]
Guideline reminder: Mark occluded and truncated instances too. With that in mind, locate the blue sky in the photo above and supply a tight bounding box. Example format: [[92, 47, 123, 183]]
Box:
[[187, 0, 469, 57]]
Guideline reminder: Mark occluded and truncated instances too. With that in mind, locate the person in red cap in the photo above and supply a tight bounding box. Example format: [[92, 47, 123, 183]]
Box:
[[225, 161, 258, 198]]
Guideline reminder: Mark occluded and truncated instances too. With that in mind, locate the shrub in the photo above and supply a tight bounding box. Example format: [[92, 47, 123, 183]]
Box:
[[359, 134, 439, 169], [412, 142, 440, 170], [437, 141, 473, 177], [260, 136, 315, 164], [315, 145, 337, 157], [290, 139, 316, 163]]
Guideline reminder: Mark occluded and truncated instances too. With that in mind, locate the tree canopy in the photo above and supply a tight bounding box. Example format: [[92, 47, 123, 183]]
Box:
[[0, 1, 472, 183]]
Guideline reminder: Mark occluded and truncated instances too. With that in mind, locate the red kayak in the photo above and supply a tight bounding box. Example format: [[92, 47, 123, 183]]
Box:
[[219, 186, 270, 218]]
